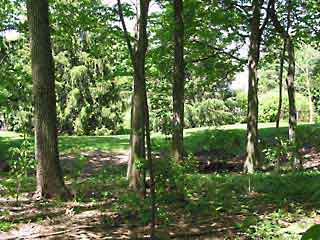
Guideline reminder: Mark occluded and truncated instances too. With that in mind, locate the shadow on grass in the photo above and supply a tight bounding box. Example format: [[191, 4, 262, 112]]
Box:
[[1, 155, 320, 238], [181, 124, 320, 159], [59, 135, 130, 153]]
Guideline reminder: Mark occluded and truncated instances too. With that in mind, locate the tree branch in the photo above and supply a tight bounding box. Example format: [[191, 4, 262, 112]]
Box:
[[117, 0, 135, 65], [268, 0, 288, 39], [190, 48, 244, 64]]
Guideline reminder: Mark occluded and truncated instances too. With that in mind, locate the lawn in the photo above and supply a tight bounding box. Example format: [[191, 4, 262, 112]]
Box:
[[1, 123, 320, 239]]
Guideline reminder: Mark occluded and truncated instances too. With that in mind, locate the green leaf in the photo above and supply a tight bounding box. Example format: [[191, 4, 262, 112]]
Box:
[[301, 224, 320, 240]]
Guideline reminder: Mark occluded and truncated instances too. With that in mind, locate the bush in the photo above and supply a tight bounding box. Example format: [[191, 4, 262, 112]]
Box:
[[185, 99, 238, 128], [259, 89, 310, 123]]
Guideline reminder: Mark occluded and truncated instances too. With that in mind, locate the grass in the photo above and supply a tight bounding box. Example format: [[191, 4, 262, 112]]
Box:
[[0, 220, 14, 232], [1, 123, 320, 238]]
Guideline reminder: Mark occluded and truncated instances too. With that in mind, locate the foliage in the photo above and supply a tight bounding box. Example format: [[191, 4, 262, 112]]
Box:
[[0, 220, 14, 232], [301, 224, 320, 240], [1, 124, 320, 237], [262, 136, 297, 170], [259, 89, 310, 123], [8, 136, 34, 200], [185, 98, 238, 128]]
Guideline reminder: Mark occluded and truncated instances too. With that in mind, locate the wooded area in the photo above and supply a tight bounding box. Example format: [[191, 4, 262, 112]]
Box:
[[0, 0, 320, 239]]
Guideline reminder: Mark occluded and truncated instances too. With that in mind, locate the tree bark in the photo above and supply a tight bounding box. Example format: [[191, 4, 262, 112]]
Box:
[[118, 0, 150, 192], [276, 40, 287, 128], [172, 0, 185, 162], [144, 91, 156, 239], [286, 37, 297, 143], [306, 67, 314, 123], [27, 0, 70, 199], [244, 0, 261, 174], [269, 0, 298, 145]]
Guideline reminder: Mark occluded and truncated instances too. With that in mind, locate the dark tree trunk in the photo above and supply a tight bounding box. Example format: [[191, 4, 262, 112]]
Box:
[[275, 40, 286, 128], [27, 0, 70, 199], [128, 63, 146, 191], [244, 0, 261, 174], [172, 0, 185, 162], [144, 91, 156, 239]]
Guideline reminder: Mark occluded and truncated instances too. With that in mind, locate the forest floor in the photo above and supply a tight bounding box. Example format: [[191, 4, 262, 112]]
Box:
[[1, 123, 320, 239]]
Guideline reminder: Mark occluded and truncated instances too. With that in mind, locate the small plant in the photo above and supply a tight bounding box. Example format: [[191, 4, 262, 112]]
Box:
[[182, 153, 199, 173], [0, 220, 14, 232], [262, 137, 298, 171], [8, 137, 34, 201]]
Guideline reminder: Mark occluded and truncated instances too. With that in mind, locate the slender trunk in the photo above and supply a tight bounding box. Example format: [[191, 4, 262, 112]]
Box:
[[286, 37, 301, 170], [276, 40, 286, 128], [284, 0, 297, 145], [269, 0, 300, 170], [306, 67, 314, 123], [172, 0, 185, 162], [27, 0, 70, 199], [286, 38, 297, 142], [121, 0, 150, 192], [244, 0, 261, 174], [144, 92, 156, 239], [285, 25, 296, 143]]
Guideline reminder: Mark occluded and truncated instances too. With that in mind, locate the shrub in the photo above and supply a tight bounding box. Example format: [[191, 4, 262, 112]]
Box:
[[259, 89, 310, 123], [185, 99, 238, 128]]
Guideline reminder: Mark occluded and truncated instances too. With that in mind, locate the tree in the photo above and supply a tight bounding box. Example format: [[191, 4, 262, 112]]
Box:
[[117, 0, 150, 191], [269, 0, 297, 142], [118, 1, 156, 237], [27, 0, 70, 199], [275, 40, 287, 128], [172, 0, 185, 162], [244, 0, 266, 173]]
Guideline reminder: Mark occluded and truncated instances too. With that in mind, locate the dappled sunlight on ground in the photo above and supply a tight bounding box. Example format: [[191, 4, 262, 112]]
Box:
[[1, 125, 320, 239]]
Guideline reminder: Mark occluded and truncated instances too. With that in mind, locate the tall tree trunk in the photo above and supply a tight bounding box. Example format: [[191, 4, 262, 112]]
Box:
[[306, 67, 314, 123], [128, 73, 145, 191], [244, 0, 261, 174], [144, 91, 156, 239], [27, 0, 70, 199], [118, 0, 150, 191], [286, 37, 301, 170], [269, 0, 300, 170], [172, 0, 185, 162], [118, 1, 155, 235], [275, 40, 286, 128], [286, 38, 297, 142]]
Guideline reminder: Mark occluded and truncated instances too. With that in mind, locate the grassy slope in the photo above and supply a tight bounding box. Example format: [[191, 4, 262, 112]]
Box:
[[0, 122, 315, 154], [1, 123, 320, 239]]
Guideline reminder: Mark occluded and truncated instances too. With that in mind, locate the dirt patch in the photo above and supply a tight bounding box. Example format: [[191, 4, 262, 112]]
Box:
[[195, 145, 320, 173], [300, 146, 320, 169], [60, 150, 129, 177]]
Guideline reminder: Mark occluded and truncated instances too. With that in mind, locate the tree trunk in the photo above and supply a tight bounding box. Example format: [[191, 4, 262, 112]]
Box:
[[126, 0, 150, 192], [27, 0, 70, 199], [128, 76, 145, 191], [144, 91, 156, 239], [269, 0, 300, 170], [306, 67, 314, 123], [172, 0, 185, 162], [285, 45, 296, 142], [286, 37, 301, 170], [276, 40, 286, 128], [244, 0, 261, 174]]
